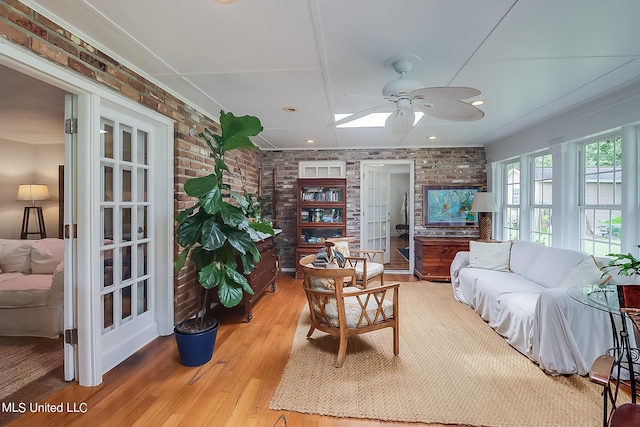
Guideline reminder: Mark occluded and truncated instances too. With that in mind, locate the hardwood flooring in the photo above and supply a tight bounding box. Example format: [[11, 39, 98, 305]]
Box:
[[386, 235, 410, 271], [9, 272, 454, 427]]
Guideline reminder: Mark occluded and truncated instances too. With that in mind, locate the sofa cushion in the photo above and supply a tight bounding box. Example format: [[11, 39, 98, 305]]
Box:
[[0, 240, 34, 273], [31, 238, 64, 274], [561, 256, 610, 288], [469, 241, 511, 271], [510, 240, 545, 277], [312, 286, 395, 328], [526, 247, 588, 288], [0, 274, 52, 307]]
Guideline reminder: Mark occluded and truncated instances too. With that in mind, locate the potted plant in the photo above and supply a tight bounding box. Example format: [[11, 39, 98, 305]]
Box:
[[601, 244, 640, 283], [174, 110, 274, 366]]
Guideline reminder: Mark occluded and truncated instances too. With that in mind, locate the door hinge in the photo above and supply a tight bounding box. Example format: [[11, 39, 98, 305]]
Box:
[[65, 118, 78, 134], [64, 328, 78, 345], [64, 224, 77, 239]]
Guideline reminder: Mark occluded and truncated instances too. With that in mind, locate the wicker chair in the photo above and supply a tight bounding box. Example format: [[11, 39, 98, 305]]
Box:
[[325, 237, 384, 288], [298, 254, 399, 367]]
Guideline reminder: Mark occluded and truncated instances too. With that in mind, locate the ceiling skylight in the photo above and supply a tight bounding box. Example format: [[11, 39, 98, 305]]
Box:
[[334, 112, 424, 128]]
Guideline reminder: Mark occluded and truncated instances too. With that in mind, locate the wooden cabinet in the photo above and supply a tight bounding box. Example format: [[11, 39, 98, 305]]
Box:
[[296, 178, 347, 278], [240, 234, 278, 322], [414, 237, 472, 281]]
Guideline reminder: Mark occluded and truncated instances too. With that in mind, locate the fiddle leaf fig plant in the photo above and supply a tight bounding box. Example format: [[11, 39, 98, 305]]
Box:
[[601, 245, 640, 278], [175, 111, 274, 317]]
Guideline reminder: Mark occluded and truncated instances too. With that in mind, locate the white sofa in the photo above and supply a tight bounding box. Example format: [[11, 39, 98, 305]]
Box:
[[450, 240, 633, 376], [0, 238, 64, 338]]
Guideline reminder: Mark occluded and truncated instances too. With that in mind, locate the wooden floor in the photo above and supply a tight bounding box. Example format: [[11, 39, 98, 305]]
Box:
[[9, 272, 453, 427], [387, 235, 410, 270]]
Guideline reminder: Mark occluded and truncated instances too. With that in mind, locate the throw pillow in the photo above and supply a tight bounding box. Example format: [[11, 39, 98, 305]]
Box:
[[31, 238, 65, 274], [332, 241, 351, 258], [468, 241, 512, 272], [0, 240, 34, 273], [561, 256, 611, 288]]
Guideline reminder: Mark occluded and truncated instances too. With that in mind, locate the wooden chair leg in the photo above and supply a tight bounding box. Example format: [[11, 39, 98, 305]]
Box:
[[335, 335, 348, 368], [306, 326, 315, 338], [393, 325, 399, 355]]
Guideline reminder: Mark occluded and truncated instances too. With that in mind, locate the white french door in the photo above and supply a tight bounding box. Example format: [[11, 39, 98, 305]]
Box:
[[362, 165, 391, 263], [97, 109, 158, 374]]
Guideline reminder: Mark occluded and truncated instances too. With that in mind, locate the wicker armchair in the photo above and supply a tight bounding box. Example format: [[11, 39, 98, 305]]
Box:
[[299, 254, 399, 367]]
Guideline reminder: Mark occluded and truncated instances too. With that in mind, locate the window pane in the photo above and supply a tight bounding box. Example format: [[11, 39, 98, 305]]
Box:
[[579, 137, 622, 256]]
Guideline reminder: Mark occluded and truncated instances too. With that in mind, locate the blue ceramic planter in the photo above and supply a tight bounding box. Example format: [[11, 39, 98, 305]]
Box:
[[174, 318, 219, 367]]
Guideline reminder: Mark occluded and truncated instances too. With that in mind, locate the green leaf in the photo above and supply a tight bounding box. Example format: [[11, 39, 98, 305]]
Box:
[[176, 204, 198, 224], [219, 110, 263, 152], [219, 203, 246, 227], [184, 175, 217, 198], [249, 221, 275, 235], [199, 262, 223, 289], [227, 268, 254, 294], [199, 185, 222, 215], [175, 246, 190, 271], [200, 217, 227, 251], [176, 211, 206, 247], [225, 229, 254, 256], [217, 268, 254, 308]]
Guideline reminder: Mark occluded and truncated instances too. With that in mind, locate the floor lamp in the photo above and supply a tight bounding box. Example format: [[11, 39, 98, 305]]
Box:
[[17, 184, 50, 239], [471, 192, 498, 241]]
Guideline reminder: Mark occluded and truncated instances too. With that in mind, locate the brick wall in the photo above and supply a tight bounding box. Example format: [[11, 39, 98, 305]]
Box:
[[259, 147, 487, 269], [0, 0, 259, 323]]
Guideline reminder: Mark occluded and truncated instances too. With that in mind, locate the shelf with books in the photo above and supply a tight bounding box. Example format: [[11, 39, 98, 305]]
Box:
[[296, 178, 347, 277]]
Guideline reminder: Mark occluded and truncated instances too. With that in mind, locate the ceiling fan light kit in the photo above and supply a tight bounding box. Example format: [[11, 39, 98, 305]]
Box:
[[332, 54, 485, 140]]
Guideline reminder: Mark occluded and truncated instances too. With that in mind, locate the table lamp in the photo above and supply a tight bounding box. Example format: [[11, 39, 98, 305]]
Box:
[[17, 184, 50, 239], [471, 192, 498, 241]]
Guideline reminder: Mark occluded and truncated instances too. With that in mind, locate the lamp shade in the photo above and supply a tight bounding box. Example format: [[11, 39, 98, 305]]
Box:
[[17, 184, 50, 202], [471, 192, 498, 213]]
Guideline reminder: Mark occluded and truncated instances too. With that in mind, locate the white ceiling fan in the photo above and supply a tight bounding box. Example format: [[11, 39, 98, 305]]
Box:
[[331, 54, 485, 140]]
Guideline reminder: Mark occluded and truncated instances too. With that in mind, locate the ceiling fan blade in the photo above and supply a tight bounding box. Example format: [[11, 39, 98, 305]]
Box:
[[412, 86, 481, 101], [327, 104, 388, 127], [417, 99, 484, 121], [385, 107, 415, 140]]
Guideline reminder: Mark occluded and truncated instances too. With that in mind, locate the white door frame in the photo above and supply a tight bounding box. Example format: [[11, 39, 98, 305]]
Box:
[[360, 160, 415, 273], [0, 41, 175, 387]]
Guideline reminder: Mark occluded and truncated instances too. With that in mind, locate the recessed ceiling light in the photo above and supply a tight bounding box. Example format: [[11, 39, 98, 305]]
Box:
[[306, 139, 314, 143], [471, 100, 485, 106], [427, 136, 437, 140], [215, 0, 237, 3], [283, 106, 298, 112]]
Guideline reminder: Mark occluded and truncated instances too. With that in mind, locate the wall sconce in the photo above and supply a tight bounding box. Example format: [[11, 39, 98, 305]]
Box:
[[17, 184, 50, 239], [471, 192, 498, 240]]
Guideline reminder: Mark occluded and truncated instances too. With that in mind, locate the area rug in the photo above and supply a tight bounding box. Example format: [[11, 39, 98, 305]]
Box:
[[269, 282, 613, 427], [0, 336, 64, 400], [396, 247, 409, 261]]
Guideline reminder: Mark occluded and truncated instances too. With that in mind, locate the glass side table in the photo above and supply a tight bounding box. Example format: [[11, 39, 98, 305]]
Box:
[[568, 284, 638, 404]]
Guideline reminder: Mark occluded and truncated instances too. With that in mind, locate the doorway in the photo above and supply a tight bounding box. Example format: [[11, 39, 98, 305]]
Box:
[[0, 44, 174, 387], [360, 160, 414, 273]]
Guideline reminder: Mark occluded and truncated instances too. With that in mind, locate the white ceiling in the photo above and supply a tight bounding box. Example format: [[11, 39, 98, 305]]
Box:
[[7, 0, 640, 150]]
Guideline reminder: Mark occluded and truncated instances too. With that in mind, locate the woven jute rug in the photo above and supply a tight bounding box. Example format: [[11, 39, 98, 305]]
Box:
[[0, 336, 64, 400], [270, 282, 617, 426]]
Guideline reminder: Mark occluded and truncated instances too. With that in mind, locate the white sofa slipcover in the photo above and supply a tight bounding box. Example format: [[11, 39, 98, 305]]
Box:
[[450, 240, 633, 376], [0, 238, 64, 338]]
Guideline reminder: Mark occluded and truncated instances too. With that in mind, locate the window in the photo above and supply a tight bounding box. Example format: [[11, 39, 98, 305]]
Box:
[[503, 160, 520, 240], [579, 136, 622, 256], [298, 161, 346, 178], [531, 153, 552, 246]]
